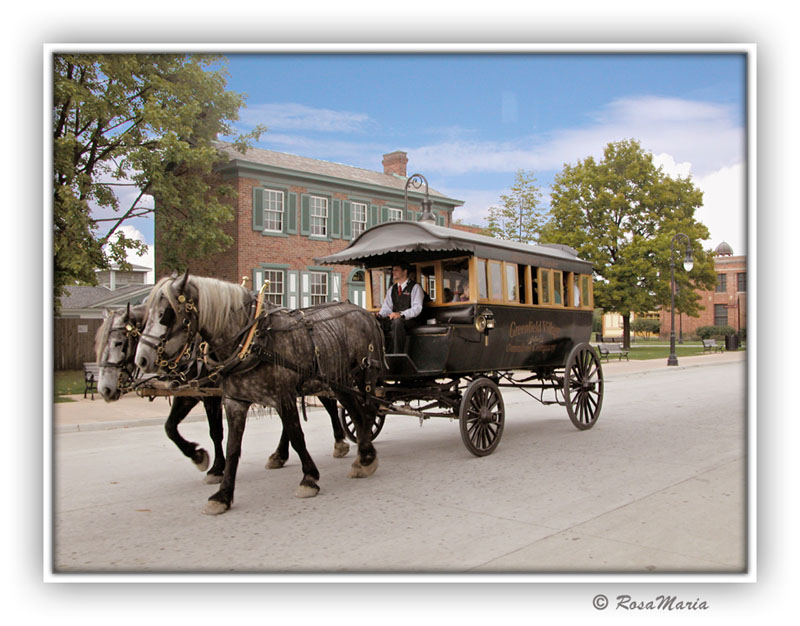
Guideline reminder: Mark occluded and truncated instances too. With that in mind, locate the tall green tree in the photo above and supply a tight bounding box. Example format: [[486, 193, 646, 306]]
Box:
[[485, 170, 544, 243], [541, 139, 716, 348], [53, 54, 265, 312]]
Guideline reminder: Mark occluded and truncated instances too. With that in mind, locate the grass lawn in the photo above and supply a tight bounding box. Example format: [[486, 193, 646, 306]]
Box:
[[54, 369, 85, 403]]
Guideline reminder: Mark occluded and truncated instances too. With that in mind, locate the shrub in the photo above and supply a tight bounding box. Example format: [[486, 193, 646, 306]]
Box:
[[696, 325, 736, 340], [631, 318, 660, 339]]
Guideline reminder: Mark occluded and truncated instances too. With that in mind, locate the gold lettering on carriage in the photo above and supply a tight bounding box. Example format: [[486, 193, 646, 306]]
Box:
[[506, 321, 561, 353]]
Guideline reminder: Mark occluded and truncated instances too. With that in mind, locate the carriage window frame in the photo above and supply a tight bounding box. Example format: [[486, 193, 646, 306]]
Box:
[[552, 270, 563, 306], [476, 259, 489, 301], [504, 262, 519, 303], [539, 268, 552, 305], [488, 260, 503, 302]]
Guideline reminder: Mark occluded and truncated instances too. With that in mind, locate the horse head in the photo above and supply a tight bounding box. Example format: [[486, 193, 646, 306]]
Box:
[[96, 304, 146, 401]]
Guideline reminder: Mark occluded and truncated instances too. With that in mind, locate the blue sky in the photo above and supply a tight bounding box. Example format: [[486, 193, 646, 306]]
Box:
[[114, 52, 748, 273]]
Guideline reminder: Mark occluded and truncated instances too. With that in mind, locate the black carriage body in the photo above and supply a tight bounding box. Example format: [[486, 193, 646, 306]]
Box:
[[316, 221, 595, 379]]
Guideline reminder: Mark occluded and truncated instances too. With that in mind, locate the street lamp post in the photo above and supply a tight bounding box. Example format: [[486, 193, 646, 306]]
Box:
[[667, 233, 693, 367], [405, 173, 435, 224]]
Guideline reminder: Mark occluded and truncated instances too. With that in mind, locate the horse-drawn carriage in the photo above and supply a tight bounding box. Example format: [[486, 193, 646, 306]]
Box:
[[315, 220, 603, 456], [96, 220, 603, 514]]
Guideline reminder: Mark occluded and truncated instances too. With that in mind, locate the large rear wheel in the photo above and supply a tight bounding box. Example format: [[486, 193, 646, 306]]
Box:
[[459, 377, 505, 456], [564, 343, 604, 430]]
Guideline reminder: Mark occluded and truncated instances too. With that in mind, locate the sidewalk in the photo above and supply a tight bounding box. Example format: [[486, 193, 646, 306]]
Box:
[[52, 349, 746, 432]]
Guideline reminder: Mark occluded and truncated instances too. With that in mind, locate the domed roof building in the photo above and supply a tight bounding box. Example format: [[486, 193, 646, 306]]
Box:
[[714, 241, 734, 256]]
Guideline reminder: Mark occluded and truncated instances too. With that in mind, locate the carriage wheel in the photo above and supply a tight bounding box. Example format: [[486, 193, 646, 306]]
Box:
[[563, 343, 604, 430], [338, 406, 385, 443], [459, 377, 505, 457]]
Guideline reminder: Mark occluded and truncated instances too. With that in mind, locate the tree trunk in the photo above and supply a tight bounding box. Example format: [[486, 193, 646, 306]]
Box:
[[622, 313, 631, 349]]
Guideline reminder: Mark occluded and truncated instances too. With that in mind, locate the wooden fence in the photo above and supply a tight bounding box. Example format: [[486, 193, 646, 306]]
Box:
[[54, 318, 104, 370]]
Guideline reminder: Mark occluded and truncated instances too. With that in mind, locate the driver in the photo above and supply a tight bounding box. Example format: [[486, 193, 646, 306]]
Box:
[[377, 264, 425, 354]]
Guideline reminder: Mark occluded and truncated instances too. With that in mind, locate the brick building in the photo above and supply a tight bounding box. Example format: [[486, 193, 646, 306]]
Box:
[[155, 146, 463, 309], [659, 241, 747, 338]]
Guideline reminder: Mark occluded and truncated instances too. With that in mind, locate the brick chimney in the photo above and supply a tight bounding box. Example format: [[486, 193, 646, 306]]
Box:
[[382, 151, 408, 177]]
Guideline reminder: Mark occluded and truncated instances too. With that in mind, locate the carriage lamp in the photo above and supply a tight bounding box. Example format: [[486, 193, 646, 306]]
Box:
[[475, 309, 496, 333], [668, 233, 693, 367]]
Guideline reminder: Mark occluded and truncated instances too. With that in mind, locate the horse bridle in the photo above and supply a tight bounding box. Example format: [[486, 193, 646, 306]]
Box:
[[138, 293, 201, 372], [99, 319, 143, 393]]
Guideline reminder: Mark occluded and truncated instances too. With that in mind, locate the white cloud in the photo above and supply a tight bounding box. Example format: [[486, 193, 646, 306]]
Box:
[[693, 163, 747, 255], [105, 225, 155, 283], [653, 153, 693, 179], [241, 103, 374, 133]]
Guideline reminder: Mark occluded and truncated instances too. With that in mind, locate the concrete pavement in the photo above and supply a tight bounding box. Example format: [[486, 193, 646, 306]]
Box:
[[52, 349, 747, 432]]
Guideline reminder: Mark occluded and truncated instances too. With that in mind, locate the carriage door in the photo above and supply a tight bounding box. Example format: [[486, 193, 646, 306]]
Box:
[[348, 268, 367, 308]]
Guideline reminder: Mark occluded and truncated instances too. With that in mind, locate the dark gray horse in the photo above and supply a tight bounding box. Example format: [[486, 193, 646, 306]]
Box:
[[134, 273, 385, 515], [96, 302, 350, 486]]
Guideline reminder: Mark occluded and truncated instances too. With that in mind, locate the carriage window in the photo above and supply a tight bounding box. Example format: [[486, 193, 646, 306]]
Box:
[[553, 270, 563, 305], [489, 261, 503, 301], [581, 275, 591, 307], [572, 274, 581, 307], [477, 259, 488, 299], [442, 258, 470, 303], [418, 264, 436, 302], [518, 265, 528, 304], [505, 263, 518, 303], [539, 269, 551, 304], [530, 267, 539, 304]]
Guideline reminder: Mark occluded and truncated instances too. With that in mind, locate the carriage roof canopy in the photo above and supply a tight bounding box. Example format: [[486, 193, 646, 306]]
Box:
[[314, 221, 593, 274]]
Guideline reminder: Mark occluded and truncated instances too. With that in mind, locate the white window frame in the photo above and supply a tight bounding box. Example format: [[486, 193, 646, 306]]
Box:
[[310, 195, 328, 237], [262, 269, 285, 307], [352, 202, 367, 236], [387, 207, 403, 222], [310, 271, 329, 305], [263, 189, 284, 233]]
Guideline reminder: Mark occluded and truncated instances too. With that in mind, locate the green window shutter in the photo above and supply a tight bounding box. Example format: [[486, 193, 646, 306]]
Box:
[[331, 271, 341, 301], [381, 206, 389, 223], [368, 204, 378, 228], [330, 199, 341, 239], [300, 195, 311, 236], [253, 187, 264, 231], [300, 271, 311, 308], [342, 201, 352, 240], [286, 193, 298, 234], [287, 270, 299, 309]]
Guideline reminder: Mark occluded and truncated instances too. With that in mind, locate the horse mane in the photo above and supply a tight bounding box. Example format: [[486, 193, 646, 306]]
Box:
[[191, 276, 251, 338]]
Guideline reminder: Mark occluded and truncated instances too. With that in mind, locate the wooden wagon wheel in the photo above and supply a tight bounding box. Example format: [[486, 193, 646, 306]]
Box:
[[459, 377, 505, 456], [338, 406, 385, 443], [563, 342, 604, 430]]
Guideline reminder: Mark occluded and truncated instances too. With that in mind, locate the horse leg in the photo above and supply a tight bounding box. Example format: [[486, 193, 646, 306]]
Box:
[[277, 395, 321, 498], [337, 393, 378, 479], [204, 398, 250, 516], [164, 397, 211, 473], [202, 397, 225, 484], [265, 429, 290, 470], [320, 396, 350, 458]]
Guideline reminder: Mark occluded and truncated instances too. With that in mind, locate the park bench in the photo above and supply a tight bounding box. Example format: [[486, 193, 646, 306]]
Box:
[[83, 361, 100, 400], [596, 343, 630, 362], [702, 339, 724, 353]]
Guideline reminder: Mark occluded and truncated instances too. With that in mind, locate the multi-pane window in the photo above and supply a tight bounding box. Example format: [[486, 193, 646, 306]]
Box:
[[737, 272, 746, 292], [310, 196, 328, 237], [310, 272, 328, 305], [387, 208, 403, 222], [263, 270, 284, 307], [352, 202, 367, 237], [716, 273, 727, 293], [714, 304, 728, 326], [263, 189, 284, 232]]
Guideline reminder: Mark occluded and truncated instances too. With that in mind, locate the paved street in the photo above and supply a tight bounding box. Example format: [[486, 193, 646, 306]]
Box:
[[51, 351, 747, 575]]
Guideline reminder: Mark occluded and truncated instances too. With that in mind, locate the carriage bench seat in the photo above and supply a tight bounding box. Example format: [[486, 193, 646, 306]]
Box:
[[83, 361, 100, 400], [596, 344, 630, 362], [702, 339, 724, 353]]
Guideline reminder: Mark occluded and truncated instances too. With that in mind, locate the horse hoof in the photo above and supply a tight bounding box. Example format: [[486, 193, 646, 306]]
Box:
[[294, 484, 320, 498], [202, 500, 229, 516], [333, 440, 350, 458], [203, 473, 222, 485], [265, 453, 286, 469], [194, 449, 210, 472], [348, 457, 378, 479]]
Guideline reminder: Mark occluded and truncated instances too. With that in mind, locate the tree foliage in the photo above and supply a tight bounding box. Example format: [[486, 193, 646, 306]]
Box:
[[485, 170, 544, 243], [52, 54, 265, 311], [541, 139, 717, 347]]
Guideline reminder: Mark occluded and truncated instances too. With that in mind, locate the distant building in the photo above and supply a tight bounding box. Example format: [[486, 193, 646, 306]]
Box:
[[659, 241, 747, 337], [59, 263, 153, 319], [156, 145, 463, 309]]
